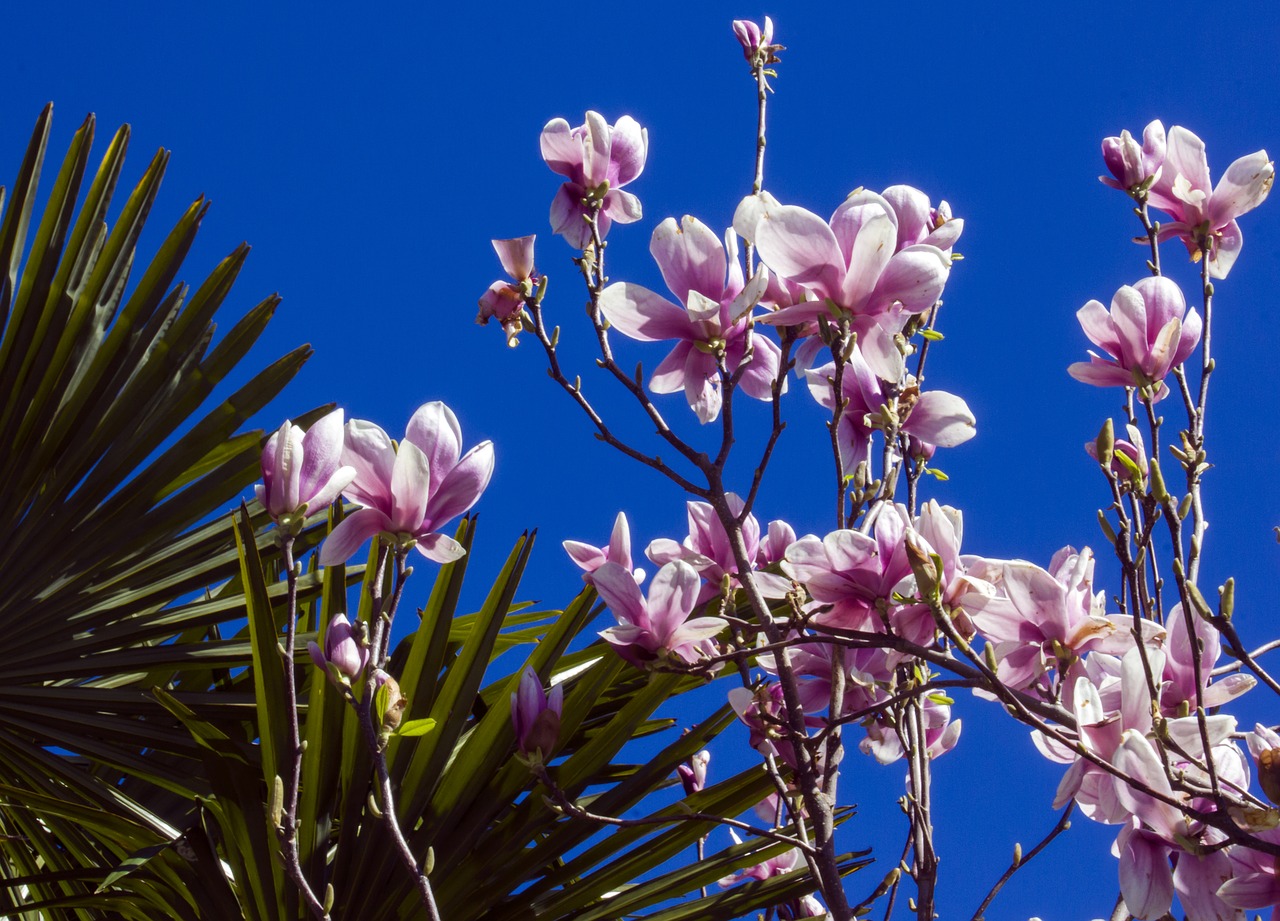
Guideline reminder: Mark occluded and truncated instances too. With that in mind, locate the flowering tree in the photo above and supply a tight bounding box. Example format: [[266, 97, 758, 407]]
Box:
[[2, 14, 1279, 921]]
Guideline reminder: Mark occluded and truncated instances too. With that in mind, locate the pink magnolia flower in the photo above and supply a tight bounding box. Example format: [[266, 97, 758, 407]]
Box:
[[307, 613, 368, 683], [806, 348, 976, 472], [881, 185, 964, 255], [257, 409, 356, 527], [563, 511, 645, 584], [318, 402, 494, 565], [965, 547, 1156, 692], [541, 111, 647, 250], [477, 236, 537, 347], [747, 188, 953, 380], [731, 17, 781, 64], [1100, 120, 1166, 192], [1068, 276, 1202, 401], [592, 560, 727, 666], [676, 749, 710, 796], [1161, 603, 1254, 714], [646, 493, 762, 598], [511, 666, 563, 759], [1146, 125, 1273, 278], [599, 216, 784, 423]]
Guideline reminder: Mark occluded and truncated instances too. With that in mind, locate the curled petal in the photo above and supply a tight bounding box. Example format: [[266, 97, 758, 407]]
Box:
[[319, 507, 392, 565]]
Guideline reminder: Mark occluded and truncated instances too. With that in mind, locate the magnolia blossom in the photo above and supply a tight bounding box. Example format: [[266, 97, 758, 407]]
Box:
[[477, 236, 537, 347], [319, 402, 494, 565], [307, 613, 368, 683], [599, 216, 783, 423], [880, 184, 964, 255], [964, 547, 1156, 692], [1146, 125, 1274, 278], [745, 188, 952, 379], [731, 16, 778, 62], [592, 560, 727, 666], [257, 409, 356, 527], [807, 347, 975, 472], [511, 666, 563, 759], [676, 750, 710, 796], [1068, 276, 1201, 400], [563, 511, 645, 584], [541, 111, 647, 249], [645, 493, 770, 599], [1100, 120, 1166, 192]]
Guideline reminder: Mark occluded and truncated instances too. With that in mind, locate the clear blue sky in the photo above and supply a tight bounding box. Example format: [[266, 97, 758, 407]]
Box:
[[7, 2, 1279, 917]]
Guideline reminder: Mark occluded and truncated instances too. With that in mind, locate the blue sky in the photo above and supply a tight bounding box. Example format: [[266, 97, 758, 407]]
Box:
[[7, 1, 1279, 917]]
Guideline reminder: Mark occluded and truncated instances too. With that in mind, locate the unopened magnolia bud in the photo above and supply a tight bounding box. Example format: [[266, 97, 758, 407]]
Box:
[[1094, 418, 1115, 468], [904, 535, 940, 602], [1220, 577, 1235, 621], [1261, 749, 1280, 805]]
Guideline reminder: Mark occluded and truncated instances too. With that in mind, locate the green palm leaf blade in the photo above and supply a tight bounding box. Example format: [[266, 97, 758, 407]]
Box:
[[0, 105, 312, 913]]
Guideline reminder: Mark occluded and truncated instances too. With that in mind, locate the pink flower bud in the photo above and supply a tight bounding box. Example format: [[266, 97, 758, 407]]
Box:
[[307, 613, 368, 683], [256, 409, 357, 530], [732, 17, 777, 62], [676, 750, 710, 796], [511, 666, 563, 759], [1101, 120, 1165, 192]]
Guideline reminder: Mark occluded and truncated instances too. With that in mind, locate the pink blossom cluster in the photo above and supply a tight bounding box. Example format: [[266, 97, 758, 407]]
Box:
[[258, 402, 494, 565]]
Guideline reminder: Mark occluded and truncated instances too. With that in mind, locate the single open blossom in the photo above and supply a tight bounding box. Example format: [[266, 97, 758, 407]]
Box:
[[964, 547, 1158, 692], [257, 409, 356, 528], [593, 560, 727, 666], [1146, 125, 1274, 278], [318, 402, 494, 565], [541, 111, 647, 249], [599, 216, 783, 423], [746, 188, 952, 380], [807, 347, 976, 471], [511, 666, 562, 759], [477, 236, 537, 347], [1068, 276, 1201, 401], [1101, 120, 1166, 192], [563, 511, 644, 584], [307, 613, 368, 683]]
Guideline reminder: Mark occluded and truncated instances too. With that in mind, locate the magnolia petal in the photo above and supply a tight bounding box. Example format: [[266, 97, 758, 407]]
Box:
[[563, 539, 606, 571], [650, 341, 695, 394], [424, 440, 495, 528], [1068, 357, 1135, 389], [837, 209, 896, 309], [609, 115, 648, 186], [905, 390, 976, 448], [298, 410, 346, 505], [389, 441, 432, 533], [1119, 829, 1174, 920], [491, 235, 536, 281], [342, 419, 397, 511], [539, 118, 578, 177], [1076, 298, 1120, 353], [416, 532, 467, 563], [647, 561, 701, 643], [406, 401, 463, 496], [581, 110, 612, 187], [754, 204, 846, 301], [319, 507, 392, 566], [599, 282, 692, 342], [604, 188, 643, 224], [868, 244, 950, 315], [1209, 149, 1274, 226], [593, 561, 651, 631], [1208, 218, 1243, 279], [650, 216, 727, 306], [732, 190, 781, 244], [549, 183, 589, 247]]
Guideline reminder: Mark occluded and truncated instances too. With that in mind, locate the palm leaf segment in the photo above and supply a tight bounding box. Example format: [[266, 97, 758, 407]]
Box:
[[0, 105, 315, 916]]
